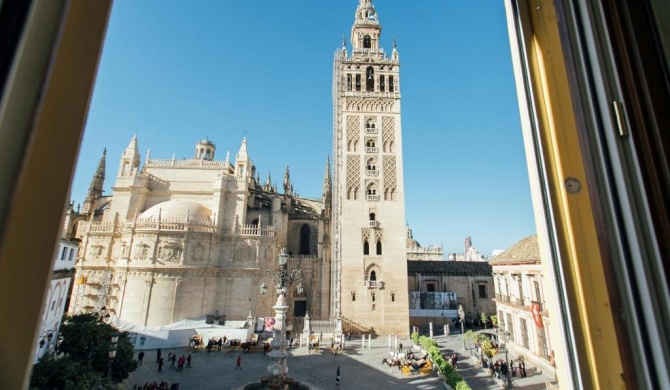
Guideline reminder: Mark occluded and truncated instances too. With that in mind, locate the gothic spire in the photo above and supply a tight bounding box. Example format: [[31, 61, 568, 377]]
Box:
[[283, 166, 292, 195], [83, 148, 106, 214], [323, 155, 332, 200]]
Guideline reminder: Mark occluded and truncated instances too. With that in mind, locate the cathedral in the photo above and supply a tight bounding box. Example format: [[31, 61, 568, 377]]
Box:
[[68, 0, 411, 336], [68, 137, 332, 326]]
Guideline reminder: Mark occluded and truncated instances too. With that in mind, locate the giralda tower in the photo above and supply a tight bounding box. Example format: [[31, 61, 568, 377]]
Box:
[[332, 0, 409, 336]]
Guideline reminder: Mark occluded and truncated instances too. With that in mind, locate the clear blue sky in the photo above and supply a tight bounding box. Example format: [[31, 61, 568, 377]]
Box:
[[70, 0, 536, 257]]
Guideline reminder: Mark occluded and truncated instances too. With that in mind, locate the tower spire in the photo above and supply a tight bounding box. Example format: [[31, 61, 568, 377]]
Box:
[[283, 166, 292, 195], [83, 148, 106, 214], [323, 155, 332, 200]]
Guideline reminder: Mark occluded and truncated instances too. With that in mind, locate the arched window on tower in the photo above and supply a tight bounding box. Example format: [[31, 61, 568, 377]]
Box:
[[369, 213, 376, 221], [370, 270, 377, 281], [300, 224, 311, 255], [376, 240, 382, 255], [366, 67, 375, 91], [363, 35, 371, 49], [389, 75, 395, 92], [363, 240, 370, 255], [355, 74, 361, 91], [380, 75, 385, 92]]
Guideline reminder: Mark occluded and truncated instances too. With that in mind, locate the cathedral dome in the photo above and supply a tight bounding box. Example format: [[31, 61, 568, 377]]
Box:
[[140, 200, 212, 222]]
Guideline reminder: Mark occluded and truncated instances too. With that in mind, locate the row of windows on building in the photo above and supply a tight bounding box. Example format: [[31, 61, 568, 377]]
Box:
[[347, 140, 396, 153], [59, 246, 76, 261], [346, 69, 395, 93]]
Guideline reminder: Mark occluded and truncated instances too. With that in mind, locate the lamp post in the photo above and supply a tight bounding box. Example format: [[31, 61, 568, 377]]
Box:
[[108, 332, 119, 381], [457, 304, 465, 350], [502, 330, 511, 389]]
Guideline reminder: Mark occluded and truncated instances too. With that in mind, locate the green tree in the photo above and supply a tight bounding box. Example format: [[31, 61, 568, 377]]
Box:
[[30, 313, 138, 389], [480, 312, 489, 329], [490, 315, 498, 328]]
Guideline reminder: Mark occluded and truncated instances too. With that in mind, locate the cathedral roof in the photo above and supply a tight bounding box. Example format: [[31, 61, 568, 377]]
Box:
[[140, 200, 212, 222], [407, 260, 492, 276]]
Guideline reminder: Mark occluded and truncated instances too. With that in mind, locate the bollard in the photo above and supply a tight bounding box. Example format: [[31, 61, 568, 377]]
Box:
[[362, 334, 365, 349], [388, 334, 392, 349], [368, 334, 372, 349], [444, 325, 448, 336], [430, 322, 434, 338], [394, 335, 398, 350]]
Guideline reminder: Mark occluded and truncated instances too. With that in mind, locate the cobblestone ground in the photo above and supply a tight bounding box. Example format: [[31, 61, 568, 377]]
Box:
[[121, 334, 555, 390]]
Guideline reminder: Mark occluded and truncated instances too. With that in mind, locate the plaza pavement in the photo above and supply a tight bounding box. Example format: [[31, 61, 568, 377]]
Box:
[[121, 334, 556, 390]]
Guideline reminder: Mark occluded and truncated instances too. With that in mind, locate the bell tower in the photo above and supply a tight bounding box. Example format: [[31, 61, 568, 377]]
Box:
[[332, 0, 409, 336]]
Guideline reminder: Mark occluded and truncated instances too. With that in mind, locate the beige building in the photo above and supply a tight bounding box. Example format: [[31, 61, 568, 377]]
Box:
[[490, 235, 556, 378], [406, 226, 444, 261], [68, 137, 332, 327], [332, 0, 410, 336], [407, 261, 495, 328]]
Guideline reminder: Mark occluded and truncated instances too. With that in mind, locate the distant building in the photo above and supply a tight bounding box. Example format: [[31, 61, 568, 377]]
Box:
[[447, 236, 488, 261], [490, 235, 555, 378], [406, 226, 443, 261], [407, 260, 495, 328], [34, 239, 76, 362]]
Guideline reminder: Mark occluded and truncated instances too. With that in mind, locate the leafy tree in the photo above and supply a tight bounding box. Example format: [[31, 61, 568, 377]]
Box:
[[30, 355, 97, 390], [490, 315, 498, 328], [30, 313, 138, 389], [480, 312, 489, 329]]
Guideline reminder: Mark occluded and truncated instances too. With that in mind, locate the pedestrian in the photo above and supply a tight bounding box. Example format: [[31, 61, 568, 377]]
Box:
[[170, 353, 176, 369], [336, 366, 341, 386], [521, 360, 527, 377], [177, 355, 184, 372], [453, 353, 458, 369], [138, 351, 144, 365], [186, 353, 192, 368], [347, 332, 351, 342], [156, 348, 162, 363], [158, 357, 164, 373], [236, 355, 242, 370], [399, 342, 403, 353]]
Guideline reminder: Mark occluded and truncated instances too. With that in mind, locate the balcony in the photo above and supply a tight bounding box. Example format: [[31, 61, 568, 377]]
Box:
[[532, 300, 545, 312], [366, 170, 379, 177], [365, 280, 384, 289], [366, 195, 380, 201], [365, 128, 378, 134], [365, 147, 379, 153], [495, 293, 510, 303], [369, 220, 380, 228]]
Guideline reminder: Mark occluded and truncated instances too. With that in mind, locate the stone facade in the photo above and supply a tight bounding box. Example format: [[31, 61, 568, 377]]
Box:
[[490, 235, 556, 378], [68, 137, 332, 326], [332, 0, 410, 336], [407, 261, 495, 328]]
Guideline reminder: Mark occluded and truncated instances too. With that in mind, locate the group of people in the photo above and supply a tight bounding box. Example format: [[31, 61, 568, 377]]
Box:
[[155, 348, 192, 373], [131, 382, 179, 390], [491, 357, 527, 380]]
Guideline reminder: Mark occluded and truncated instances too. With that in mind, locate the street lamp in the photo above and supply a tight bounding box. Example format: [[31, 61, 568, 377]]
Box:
[[457, 304, 465, 350], [108, 332, 119, 380], [502, 330, 511, 389]]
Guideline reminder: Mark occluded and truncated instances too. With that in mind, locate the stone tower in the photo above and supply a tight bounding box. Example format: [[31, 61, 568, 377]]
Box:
[[332, 0, 409, 336]]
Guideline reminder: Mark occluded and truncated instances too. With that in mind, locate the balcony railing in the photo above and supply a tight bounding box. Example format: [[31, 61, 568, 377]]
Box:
[[366, 195, 380, 201], [366, 170, 379, 177], [513, 297, 525, 307], [365, 128, 378, 134], [365, 147, 379, 153], [365, 280, 384, 289], [369, 221, 380, 228], [496, 294, 510, 303]]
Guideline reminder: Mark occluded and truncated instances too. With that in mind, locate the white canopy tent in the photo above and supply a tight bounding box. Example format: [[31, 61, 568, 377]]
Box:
[[108, 316, 254, 350]]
